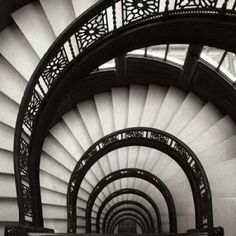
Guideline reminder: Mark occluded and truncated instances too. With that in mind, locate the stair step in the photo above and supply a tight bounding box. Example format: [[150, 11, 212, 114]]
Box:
[[212, 198, 236, 236], [141, 84, 167, 127], [40, 170, 68, 195], [12, 2, 56, 58], [71, 0, 98, 17], [153, 87, 186, 130], [77, 99, 103, 142], [0, 198, 18, 221], [41, 188, 66, 206], [0, 123, 14, 151], [0, 149, 13, 174], [40, 0, 75, 36], [0, 56, 27, 103], [189, 115, 236, 153], [0, 174, 16, 198], [63, 109, 93, 151], [42, 135, 77, 171], [128, 85, 147, 127], [0, 25, 39, 80], [179, 102, 223, 144], [199, 135, 236, 166], [0, 92, 18, 128], [50, 121, 84, 162], [112, 87, 129, 177], [166, 92, 205, 135], [127, 85, 147, 172]]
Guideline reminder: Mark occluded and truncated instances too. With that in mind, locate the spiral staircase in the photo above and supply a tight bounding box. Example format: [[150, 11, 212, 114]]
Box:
[[0, 0, 236, 236]]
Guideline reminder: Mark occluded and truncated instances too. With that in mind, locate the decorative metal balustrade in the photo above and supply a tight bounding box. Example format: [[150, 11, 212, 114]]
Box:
[[103, 201, 155, 233], [113, 216, 146, 233], [67, 127, 212, 233], [96, 188, 162, 233], [13, 0, 234, 230], [109, 212, 149, 233], [82, 168, 176, 233]]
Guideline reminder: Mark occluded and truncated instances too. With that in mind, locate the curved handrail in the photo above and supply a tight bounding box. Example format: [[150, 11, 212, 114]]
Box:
[[103, 201, 155, 233], [83, 168, 176, 233], [111, 216, 146, 233], [95, 188, 162, 233], [67, 127, 212, 232], [14, 0, 234, 226], [108, 211, 149, 233]]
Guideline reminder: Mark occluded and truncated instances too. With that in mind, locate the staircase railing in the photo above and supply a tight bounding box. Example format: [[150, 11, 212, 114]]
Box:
[[14, 0, 235, 230]]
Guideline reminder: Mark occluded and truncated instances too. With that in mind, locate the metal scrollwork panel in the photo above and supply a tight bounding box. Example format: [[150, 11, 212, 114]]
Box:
[[76, 11, 109, 51], [150, 132, 169, 144], [21, 184, 33, 220], [123, 0, 160, 24], [174, 0, 217, 9], [22, 90, 42, 134], [19, 138, 30, 176], [41, 47, 69, 90], [124, 130, 144, 138], [101, 135, 119, 147]]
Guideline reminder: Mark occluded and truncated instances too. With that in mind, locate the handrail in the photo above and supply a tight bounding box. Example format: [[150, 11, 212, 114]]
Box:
[[106, 208, 151, 233], [83, 168, 176, 233], [95, 188, 162, 233], [109, 213, 148, 233], [14, 0, 234, 227], [67, 127, 212, 232], [103, 201, 155, 233], [110, 215, 147, 233]]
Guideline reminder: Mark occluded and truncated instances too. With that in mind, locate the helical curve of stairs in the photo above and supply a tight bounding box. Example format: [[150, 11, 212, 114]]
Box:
[[0, 0, 236, 235]]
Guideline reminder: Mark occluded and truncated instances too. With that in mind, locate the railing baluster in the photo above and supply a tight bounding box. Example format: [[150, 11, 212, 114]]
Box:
[[164, 0, 170, 18], [219, 0, 229, 16], [121, 0, 125, 25], [112, 0, 117, 30], [68, 37, 75, 59], [233, 0, 236, 10]]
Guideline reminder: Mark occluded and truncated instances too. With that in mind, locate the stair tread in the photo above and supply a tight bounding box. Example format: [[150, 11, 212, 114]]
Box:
[[40, 0, 75, 36], [12, 2, 56, 58]]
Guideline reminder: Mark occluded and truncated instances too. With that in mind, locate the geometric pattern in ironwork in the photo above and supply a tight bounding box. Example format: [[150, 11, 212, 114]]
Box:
[[21, 184, 33, 219], [174, 0, 216, 9], [41, 47, 69, 89], [19, 138, 30, 176], [22, 91, 42, 133], [76, 12, 109, 50], [123, 0, 160, 24]]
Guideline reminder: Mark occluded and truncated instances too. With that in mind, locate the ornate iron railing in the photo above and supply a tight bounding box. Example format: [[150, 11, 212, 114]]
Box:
[[14, 0, 233, 227], [103, 201, 155, 233], [109, 211, 149, 233], [96, 188, 162, 233], [112, 215, 147, 233], [67, 127, 212, 233], [83, 168, 176, 233]]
